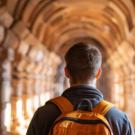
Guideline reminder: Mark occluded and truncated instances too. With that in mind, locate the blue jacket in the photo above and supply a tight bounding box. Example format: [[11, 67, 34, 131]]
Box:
[[26, 85, 134, 135]]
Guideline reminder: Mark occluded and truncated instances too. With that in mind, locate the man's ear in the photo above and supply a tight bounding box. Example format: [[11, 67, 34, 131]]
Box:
[[96, 68, 102, 80], [64, 67, 70, 78]]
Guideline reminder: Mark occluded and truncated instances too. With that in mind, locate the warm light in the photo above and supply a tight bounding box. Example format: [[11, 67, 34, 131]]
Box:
[[40, 94, 46, 105], [26, 98, 34, 118], [16, 100, 26, 131], [16, 100, 23, 119], [4, 103, 11, 132], [114, 83, 124, 109], [44, 92, 52, 102], [40, 92, 51, 105], [16, 126, 27, 135], [33, 96, 40, 110]]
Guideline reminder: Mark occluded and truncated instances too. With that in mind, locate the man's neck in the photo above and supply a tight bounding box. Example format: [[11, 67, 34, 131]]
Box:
[[70, 79, 97, 88]]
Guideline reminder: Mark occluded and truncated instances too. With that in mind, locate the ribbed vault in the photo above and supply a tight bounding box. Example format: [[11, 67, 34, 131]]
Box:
[[0, 0, 135, 135]]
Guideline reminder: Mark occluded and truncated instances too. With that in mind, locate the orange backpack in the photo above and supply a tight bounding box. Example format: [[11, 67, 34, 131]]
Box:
[[49, 96, 113, 135]]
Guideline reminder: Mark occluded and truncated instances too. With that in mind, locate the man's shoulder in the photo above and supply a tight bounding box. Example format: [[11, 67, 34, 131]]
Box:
[[37, 100, 61, 116], [104, 99, 131, 125], [105, 105, 134, 134], [106, 106, 127, 120], [31, 101, 61, 127], [26, 100, 62, 135]]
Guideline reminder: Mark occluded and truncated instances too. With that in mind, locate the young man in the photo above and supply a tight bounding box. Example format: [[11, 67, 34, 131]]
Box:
[[26, 42, 134, 135]]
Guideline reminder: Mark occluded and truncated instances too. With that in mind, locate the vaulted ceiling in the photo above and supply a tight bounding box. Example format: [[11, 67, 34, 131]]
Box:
[[0, 0, 135, 54]]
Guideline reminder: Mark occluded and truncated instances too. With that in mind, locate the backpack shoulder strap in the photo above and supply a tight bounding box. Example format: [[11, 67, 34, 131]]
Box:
[[92, 100, 114, 115], [47, 96, 74, 114]]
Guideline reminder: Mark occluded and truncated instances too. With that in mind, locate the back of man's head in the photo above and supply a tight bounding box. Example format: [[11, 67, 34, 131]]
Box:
[[65, 42, 102, 84]]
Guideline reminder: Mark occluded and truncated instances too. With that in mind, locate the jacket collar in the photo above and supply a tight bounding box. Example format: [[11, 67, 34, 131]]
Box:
[[62, 85, 104, 108]]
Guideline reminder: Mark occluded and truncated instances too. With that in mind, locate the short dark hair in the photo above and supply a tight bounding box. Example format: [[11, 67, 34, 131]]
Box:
[[65, 42, 102, 83]]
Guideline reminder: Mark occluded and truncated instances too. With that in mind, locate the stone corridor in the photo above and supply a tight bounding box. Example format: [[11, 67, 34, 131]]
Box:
[[0, 0, 135, 134]]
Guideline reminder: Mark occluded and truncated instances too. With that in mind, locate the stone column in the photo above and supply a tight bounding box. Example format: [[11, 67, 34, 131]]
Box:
[[0, 49, 12, 135], [0, 23, 5, 135]]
